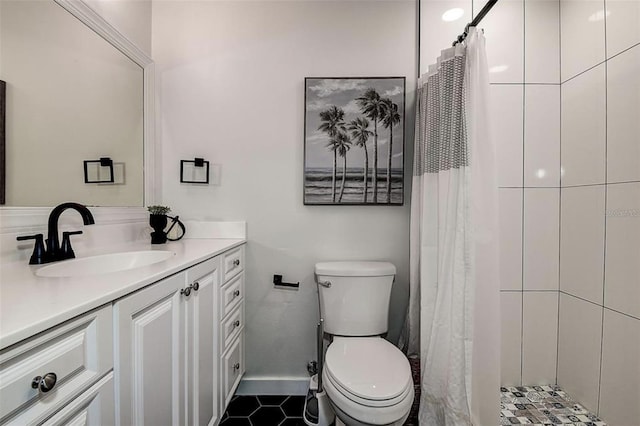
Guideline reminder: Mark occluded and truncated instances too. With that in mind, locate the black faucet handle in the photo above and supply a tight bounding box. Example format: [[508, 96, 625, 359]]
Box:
[[61, 231, 83, 260], [16, 234, 47, 265], [63, 230, 83, 237]]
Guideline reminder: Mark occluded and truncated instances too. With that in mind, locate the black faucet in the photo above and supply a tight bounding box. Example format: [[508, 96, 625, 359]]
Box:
[[46, 202, 95, 261], [17, 202, 95, 264]]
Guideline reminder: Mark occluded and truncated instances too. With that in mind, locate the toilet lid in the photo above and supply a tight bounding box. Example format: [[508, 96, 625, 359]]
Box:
[[324, 337, 412, 402]]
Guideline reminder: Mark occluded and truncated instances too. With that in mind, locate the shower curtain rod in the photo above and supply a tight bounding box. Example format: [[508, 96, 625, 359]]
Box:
[[452, 0, 499, 46]]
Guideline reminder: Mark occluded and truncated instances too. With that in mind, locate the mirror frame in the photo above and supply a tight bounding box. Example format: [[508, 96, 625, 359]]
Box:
[[0, 0, 156, 233]]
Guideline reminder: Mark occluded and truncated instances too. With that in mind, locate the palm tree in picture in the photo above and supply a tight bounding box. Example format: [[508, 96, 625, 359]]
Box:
[[333, 131, 352, 203], [356, 88, 384, 203], [318, 106, 346, 203], [348, 117, 373, 202], [381, 98, 401, 203]]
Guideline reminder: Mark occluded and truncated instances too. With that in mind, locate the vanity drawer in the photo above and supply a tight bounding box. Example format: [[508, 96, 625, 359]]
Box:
[[219, 272, 244, 319], [221, 335, 244, 409], [222, 246, 244, 282], [0, 305, 113, 425], [40, 372, 114, 426], [220, 304, 244, 355]]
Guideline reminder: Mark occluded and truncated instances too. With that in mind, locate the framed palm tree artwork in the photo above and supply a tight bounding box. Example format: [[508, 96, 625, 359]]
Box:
[[304, 77, 405, 205]]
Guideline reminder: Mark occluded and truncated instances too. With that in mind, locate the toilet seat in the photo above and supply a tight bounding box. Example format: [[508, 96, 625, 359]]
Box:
[[323, 337, 414, 425]]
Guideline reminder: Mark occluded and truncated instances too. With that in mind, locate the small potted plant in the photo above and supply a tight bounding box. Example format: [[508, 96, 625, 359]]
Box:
[[148, 205, 171, 244]]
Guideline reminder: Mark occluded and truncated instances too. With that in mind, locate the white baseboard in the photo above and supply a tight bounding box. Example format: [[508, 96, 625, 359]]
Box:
[[236, 377, 310, 396]]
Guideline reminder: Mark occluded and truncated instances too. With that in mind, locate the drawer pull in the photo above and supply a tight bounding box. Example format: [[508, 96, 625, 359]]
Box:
[[32, 372, 57, 393], [233, 320, 240, 328], [181, 285, 193, 297], [233, 363, 240, 371], [192, 281, 200, 292], [233, 289, 240, 298], [232, 259, 240, 268]]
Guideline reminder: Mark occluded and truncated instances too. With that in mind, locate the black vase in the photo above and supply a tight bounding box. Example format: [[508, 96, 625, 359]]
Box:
[[149, 214, 168, 244]]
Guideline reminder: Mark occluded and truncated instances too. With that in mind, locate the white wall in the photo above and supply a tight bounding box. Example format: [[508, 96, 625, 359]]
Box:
[[153, 0, 416, 387], [557, 0, 640, 423]]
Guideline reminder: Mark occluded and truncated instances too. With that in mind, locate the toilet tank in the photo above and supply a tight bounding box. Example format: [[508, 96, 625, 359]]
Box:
[[315, 261, 396, 336]]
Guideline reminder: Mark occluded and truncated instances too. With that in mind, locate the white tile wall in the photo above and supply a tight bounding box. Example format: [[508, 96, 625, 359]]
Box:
[[557, 293, 603, 414], [606, 44, 640, 183], [500, 188, 523, 291], [522, 292, 558, 385], [557, 2, 640, 422], [561, 64, 606, 187], [481, 0, 562, 388], [605, 0, 640, 58], [598, 309, 640, 425], [491, 85, 524, 187], [525, 0, 560, 83], [501, 291, 523, 386], [482, 0, 524, 83], [524, 85, 560, 187], [524, 189, 559, 290], [604, 182, 640, 319], [560, 0, 605, 81], [560, 186, 605, 304]]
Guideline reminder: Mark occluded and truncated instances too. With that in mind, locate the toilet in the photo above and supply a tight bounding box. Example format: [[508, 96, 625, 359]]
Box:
[[315, 261, 414, 426]]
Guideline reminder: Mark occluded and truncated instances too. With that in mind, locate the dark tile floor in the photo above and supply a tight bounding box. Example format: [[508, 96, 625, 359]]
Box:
[[220, 395, 306, 426]]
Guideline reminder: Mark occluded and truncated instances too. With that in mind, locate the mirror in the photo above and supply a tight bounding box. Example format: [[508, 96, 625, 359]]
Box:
[[0, 0, 146, 207]]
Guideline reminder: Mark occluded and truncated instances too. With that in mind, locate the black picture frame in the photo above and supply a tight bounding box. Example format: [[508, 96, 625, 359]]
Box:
[[304, 77, 406, 205]]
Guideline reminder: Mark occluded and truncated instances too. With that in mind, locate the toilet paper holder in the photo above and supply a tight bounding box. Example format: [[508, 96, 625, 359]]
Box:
[[273, 274, 299, 288]]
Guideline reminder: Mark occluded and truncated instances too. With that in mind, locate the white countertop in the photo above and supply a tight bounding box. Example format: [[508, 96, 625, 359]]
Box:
[[0, 238, 245, 350]]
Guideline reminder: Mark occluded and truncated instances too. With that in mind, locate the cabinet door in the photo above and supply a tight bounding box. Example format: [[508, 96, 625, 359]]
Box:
[[186, 258, 220, 426], [41, 372, 114, 426], [114, 273, 186, 426]]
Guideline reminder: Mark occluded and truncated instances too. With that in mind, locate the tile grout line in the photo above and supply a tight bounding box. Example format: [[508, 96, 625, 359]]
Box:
[[597, 2, 609, 414], [561, 41, 640, 85], [520, 0, 526, 386], [556, 0, 562, 387], [500, 179, 640, 190], [558, 291, 640, 322]]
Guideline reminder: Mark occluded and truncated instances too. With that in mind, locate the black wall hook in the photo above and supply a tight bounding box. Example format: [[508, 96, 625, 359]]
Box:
[[273, 274, 300, 288]]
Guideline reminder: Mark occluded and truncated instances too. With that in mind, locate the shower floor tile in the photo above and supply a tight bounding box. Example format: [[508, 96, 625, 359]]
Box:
[[500, 385, 607, 425]]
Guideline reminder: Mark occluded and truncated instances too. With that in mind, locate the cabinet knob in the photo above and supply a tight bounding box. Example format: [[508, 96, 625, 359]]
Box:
[[233, 320, 240, 328], [181, 285, 192, 297], [232, 259, 240, 267], [192, 281, 200, 292], [32, 372, 57, 393], [233, 363, 240, 371], [233, 289, 240, 297]]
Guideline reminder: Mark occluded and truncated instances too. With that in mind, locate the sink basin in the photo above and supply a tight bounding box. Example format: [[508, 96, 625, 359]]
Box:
[[36, 250, 175, 278]]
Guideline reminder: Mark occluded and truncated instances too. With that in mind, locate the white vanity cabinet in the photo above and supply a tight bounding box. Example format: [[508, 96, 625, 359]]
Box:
[[0, 306, 113, 426], [114, 256, 221, 426], [0, 241, 246, 426]]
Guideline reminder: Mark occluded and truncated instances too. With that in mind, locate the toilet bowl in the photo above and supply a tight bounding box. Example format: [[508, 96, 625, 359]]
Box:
[[322, 337, 414, 426]]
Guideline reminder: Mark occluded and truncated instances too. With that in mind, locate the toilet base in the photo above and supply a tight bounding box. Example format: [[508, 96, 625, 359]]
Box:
[[328, 399, 410, 426], [303, 374, 335, 426]]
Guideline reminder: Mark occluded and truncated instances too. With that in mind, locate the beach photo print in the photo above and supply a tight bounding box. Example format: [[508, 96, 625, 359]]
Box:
[[304, 77, 405, 205]]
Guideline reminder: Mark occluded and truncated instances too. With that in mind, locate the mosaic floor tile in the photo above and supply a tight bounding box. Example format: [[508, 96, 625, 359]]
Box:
[[500, 385, 607, 426]]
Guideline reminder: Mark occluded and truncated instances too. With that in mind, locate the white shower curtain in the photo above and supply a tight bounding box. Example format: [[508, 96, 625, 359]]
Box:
[[404, 28, 500, 426]]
